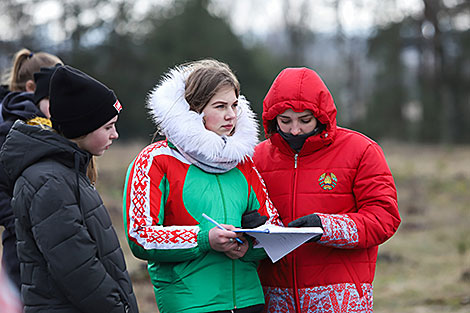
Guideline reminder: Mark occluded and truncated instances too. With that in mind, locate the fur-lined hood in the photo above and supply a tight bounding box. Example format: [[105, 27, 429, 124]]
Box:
[[147, 66, 259, 164]]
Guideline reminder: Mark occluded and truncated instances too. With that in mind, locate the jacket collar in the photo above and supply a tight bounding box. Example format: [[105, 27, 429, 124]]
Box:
[[271, 131, 332, 156], [1, 91, 46, 121], [1, 121, 90, 184]]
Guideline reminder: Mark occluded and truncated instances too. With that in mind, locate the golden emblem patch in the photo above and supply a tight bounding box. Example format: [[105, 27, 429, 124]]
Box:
[[318, 172, 337, 190]]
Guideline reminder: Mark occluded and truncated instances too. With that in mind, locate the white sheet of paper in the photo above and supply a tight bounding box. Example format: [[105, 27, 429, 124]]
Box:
[[234, 225, 323, 263]]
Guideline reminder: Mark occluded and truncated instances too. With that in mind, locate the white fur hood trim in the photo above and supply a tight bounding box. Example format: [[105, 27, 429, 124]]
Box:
[[147, 66, 259, 162]]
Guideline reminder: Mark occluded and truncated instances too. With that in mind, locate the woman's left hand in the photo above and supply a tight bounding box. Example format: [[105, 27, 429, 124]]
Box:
[[224, 238, 249, 259]]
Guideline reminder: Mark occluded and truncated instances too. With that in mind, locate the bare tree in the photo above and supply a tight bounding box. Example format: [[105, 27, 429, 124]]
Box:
[[282, 0, 313, 66]]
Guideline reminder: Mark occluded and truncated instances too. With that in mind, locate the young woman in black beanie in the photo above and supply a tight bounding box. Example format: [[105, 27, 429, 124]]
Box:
[[0, 65, 138, 313]]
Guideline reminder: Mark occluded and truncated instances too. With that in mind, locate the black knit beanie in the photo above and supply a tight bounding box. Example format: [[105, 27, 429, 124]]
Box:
[[33, 64, 60, 105], [49, 65, 122, 139]]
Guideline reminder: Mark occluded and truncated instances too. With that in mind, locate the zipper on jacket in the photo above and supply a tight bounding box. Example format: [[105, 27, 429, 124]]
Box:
[[232, 261, 237, 309], [215, 175, 237, 309], [216, 175, 228, 224], [292, 153, 301, 313]]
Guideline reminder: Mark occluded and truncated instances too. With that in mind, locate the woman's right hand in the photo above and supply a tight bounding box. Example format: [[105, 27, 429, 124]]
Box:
[[208, 225, 242, 252]]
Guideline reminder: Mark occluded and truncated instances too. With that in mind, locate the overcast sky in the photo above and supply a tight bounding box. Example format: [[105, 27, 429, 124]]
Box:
[[0, 0, 426, 42], [215, 0, 424, 36]]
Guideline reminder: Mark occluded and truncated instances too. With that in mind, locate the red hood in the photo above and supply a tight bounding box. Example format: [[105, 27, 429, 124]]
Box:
[[262, 68, 337, 146]]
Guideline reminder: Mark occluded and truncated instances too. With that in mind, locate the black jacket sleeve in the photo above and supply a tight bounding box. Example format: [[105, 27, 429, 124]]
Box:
[[0, 121, 15, 230]]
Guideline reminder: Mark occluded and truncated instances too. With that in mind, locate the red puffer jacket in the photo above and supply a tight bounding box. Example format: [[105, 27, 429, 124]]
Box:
[[253, 68, 401, 313]]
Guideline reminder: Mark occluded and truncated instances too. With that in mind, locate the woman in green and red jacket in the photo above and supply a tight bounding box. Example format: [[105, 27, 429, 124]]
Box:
[[253, 67, 401, 313], [123, 60, 281, 313]]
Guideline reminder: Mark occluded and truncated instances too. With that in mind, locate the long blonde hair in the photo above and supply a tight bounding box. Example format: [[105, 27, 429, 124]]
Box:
[[2, 48, 62, 91], [53, 128, 99, 185], [87, 157, 98, 185]]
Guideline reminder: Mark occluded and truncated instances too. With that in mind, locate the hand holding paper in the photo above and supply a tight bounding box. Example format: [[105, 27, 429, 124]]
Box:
[[288, 214, 323, 242], [202, 213, 243, 244]]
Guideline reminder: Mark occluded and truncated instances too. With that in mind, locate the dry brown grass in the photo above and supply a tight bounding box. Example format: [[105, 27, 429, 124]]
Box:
[[2, 141, 469, 312], [372, 141, 470, 312]]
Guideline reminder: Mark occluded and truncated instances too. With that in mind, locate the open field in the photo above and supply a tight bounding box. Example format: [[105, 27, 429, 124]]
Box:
[[2, 141, 470, 312]]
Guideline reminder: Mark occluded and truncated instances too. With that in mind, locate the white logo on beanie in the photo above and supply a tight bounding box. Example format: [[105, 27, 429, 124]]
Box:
[[114, 100, 122, 113]]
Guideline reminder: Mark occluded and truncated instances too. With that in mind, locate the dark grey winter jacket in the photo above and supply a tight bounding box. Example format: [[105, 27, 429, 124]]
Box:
[[0, 91, 47, 289], [0, 121, 138, 313]]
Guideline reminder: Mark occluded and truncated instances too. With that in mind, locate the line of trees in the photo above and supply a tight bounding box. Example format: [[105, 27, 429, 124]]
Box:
[[1, 0, 469, 143], [365, 0, 470, 143]]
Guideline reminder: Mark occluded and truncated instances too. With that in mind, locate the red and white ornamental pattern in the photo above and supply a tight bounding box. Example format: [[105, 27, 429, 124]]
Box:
[[317, 213, 359, 248], [264, 283, 373, 313], [128, 141, 199, 250], [249, 157, 282, 227]]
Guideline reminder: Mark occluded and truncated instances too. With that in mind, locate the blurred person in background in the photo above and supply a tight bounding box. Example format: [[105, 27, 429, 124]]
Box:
[[0, 65, 138, 313], [0, 48, 63, 290], [253, 67, 401, 313], [0, 48, 62, 111], [1, 48, 62, 93], [0, 65, 59, 143], [123, 59, 281, 313]]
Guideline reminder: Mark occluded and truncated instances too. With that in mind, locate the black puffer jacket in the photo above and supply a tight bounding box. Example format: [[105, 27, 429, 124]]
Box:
[[0, 85, 9, 123], [0, 91, 47, 147], [0, 84, 10, 122], [0, 121, 138, 313], [0, 91, 46, 289]]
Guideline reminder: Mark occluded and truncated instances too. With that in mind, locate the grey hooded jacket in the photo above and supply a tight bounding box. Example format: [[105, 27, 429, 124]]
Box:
[[0, 121, 138, 313]]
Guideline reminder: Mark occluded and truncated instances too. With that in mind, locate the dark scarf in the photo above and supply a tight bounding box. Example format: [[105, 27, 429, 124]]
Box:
[[277, 124, 324, 153]]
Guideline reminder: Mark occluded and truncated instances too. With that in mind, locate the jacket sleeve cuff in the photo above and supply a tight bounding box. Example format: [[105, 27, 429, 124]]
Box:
[[316, 213, 359, 248], [197, 229, 211, 252]]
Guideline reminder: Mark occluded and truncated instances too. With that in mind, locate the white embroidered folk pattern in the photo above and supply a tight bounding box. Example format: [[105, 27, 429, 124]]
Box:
[[264, 283, 373, 313], [317, 214, 359, 248], [128, 141, 199, 250]]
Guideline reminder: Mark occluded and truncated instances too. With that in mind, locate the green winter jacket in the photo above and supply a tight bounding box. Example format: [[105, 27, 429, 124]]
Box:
[[123, 66, 280, 313]]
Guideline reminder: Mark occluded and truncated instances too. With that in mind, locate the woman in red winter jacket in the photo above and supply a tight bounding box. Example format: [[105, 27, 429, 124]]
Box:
[[253, 67, 401, 313]]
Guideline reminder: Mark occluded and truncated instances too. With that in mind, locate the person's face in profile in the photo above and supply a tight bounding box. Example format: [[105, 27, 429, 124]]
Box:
[[73, 115, 119, 156]]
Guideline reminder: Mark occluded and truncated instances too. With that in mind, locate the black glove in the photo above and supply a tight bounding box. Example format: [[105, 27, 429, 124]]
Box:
[[242, 210, 268, 229], [288, 213, 322, 228], [288, 214, 323, 242]]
